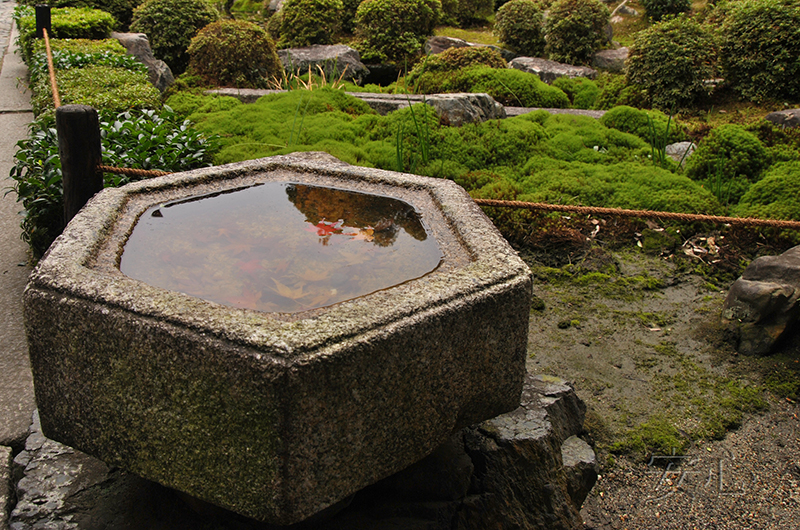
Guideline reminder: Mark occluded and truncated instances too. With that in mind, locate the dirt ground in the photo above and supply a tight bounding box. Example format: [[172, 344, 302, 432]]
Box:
[[515, 215, 800, 529]]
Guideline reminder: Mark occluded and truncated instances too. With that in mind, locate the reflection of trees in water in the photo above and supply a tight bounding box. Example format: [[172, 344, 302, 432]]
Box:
[[286, 184, 428, 246]]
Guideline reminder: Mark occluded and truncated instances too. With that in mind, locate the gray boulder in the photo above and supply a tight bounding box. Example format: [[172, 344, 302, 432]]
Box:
[[267, 0, 285, 12], [352, 92, 505, 125], [765, 109, 800, 129], [510, 57, 598, 84], [278, 45, 370, 84], [593, 47, 628, 72], [424, 36, 517, 62], [722, 245, 800, 355], [111, 32, 174, 92], [1, 446, 11, 530], [665, 141, 696, 167]]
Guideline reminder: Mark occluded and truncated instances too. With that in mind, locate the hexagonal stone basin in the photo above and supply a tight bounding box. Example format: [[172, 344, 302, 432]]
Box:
[[120, 183, 442, 313], [24, 153, 532, 526]]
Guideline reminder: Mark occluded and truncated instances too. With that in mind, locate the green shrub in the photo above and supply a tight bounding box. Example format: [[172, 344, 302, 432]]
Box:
[[735, 162, 800, 221], [720, 0, 800, 102], [600, 106, 684, 145], [355, 0, 442, 63], [444, 0, 494, 26], [16, 6, 117, 62], [414, 65, 571, 107], [625, 15, 717, 110], [21, 0, 144, 28], [130, 0, 218, 74], [31, 65, 161, 116], [639, 0, 691, 21], [551, 76, 599, 109], [187, 19, 280, 88], [493, 0, 545, 57], [341, 0, 363, 33], [278, 0, 344, 48], [544, 0, 609, 66], [593, 73, 648, 110], [29, 48, 146, 86], [685, 124, 771, 205], [9, 109, 216, 257], [406, 46, 506, 89]]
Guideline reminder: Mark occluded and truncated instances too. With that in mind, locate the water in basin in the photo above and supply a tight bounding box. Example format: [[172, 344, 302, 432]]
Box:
[[120, 182, 441, 313]]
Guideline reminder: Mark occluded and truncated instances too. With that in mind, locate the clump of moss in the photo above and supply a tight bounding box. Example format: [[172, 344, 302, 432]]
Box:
[[611, 415, 688, 457]]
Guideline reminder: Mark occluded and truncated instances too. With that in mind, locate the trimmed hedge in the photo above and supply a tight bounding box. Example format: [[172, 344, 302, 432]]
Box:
[[20, 0, 144, 28], [639, 0, 691, 21], [278, 0, 344, 48], [16, 6, 117, 62], [406, 46, 507, 89], [31, 65, 161, 116]]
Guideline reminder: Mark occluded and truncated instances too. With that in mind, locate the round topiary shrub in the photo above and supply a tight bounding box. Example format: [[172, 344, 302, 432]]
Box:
[[685, 124, 771, 205], [278, 0, 344, 48], [720, 0, 800, 103], [544, 0, 610, 66], [639, 0, 691, 21], [625, 14, 717, 110], [494, 0, 545, 57], [130, 0, 218, 74], [406, 46, 507, 89], [341, 0, 363, 33], [354, 0, 442, 63], [187, 20, 281, 88]]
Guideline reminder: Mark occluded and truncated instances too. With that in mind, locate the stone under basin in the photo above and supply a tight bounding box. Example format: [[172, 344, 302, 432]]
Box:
[[23, 152, 532, 525]]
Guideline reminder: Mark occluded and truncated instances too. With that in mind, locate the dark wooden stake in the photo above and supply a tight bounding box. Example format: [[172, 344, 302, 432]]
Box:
[[35, 5, 51, 39], [57, 105, 103, 226]]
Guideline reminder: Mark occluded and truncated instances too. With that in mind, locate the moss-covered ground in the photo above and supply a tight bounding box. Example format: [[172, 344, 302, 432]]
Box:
[[521, 219, 800, 465]]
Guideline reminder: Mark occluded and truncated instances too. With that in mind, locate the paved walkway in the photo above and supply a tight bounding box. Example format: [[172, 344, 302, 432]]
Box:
[[0, 0, 36, 454]]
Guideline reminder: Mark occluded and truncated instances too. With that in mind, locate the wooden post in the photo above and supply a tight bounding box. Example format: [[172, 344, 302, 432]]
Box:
[[35, 5, 51, 39], [57, 105, 104, 226]]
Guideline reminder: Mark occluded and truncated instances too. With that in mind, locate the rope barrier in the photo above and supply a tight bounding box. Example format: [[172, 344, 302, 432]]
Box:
[[95, 163, 800, 230], [473, 199, 800, 230], [42, 28, 60, 109]]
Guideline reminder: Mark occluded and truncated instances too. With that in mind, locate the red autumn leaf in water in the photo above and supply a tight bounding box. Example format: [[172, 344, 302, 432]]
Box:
[[237, 258, 262, 275], [304, 218, 343, 237]]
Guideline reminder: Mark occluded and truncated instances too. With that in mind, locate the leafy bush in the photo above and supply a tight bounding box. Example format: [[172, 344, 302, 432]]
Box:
[[735, 162, 800, 221], [354, 0, 442, 63], [551, 76, 599, 109], [544, 0, 610, 66], [187, 19, 281, 88], [592, 73, 648, 110], [493, 0, 545, 57], [278, 0, 344, 48], [625, 15, 717, 110], [639, 0, 691, 21], [341, 0, 363, 33], [444, 0, 494, 26], [16, 6, 117, 62], [685, 124, 771, 205], [413, 65, 570, 107], [31, 66, 161, 116], [9, 109, 217, 257], [406, 46, 507, 89], [130, 0, 218, 74], [720, 0, 800, 102]]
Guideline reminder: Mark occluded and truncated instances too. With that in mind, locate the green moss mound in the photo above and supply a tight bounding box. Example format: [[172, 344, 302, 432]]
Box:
[[685, 124, 770, 205], [188, 19, 281, 88], [734, 162, 800, 221], [551, 76, 599, 109], [406, 46, 507, 90], [414, 65, 570, 108], [599, 105, 684, 144]]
